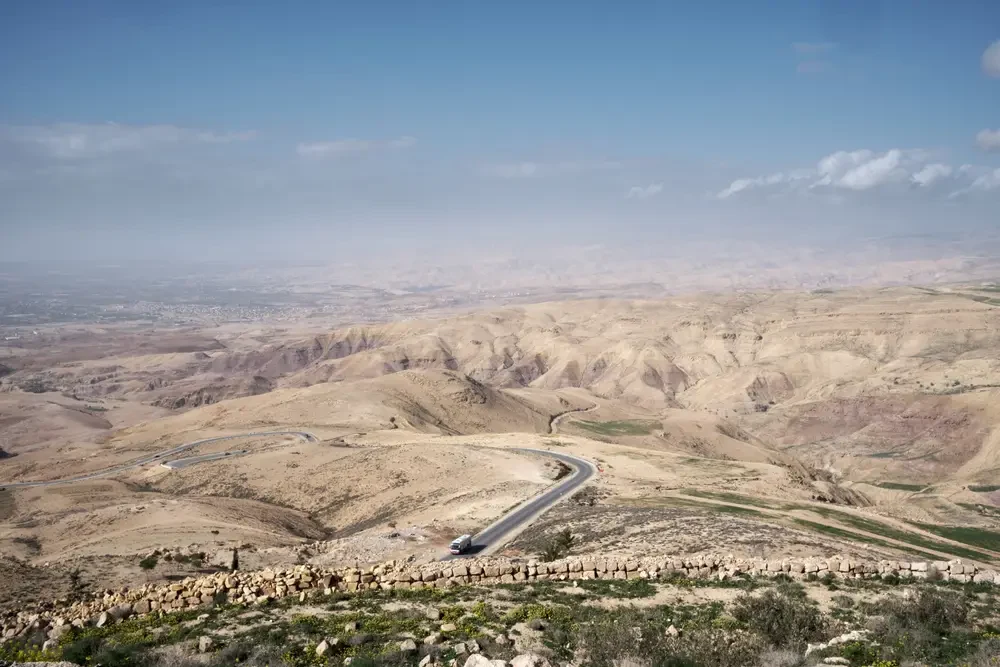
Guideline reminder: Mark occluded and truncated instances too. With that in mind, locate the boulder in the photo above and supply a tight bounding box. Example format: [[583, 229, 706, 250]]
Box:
[[108, 604, 133, 621], [426, 608, 442, 621], [400, 638, 418, 653], [441, 622, 458, 633], [511, 654, 552, 667], [424, 632, 443, 645], [465, 655, 507, 667], [419, 655, 434, 667], [198, 636, 214, 653], [348, 633, 371, 647]]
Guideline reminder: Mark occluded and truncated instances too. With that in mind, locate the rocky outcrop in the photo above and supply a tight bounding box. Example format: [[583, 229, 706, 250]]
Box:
[[0, 554, 994, 642]]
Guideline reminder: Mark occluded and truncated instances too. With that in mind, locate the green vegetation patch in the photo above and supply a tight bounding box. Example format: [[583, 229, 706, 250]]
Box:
[[631, 495, 767, 519], [874, 482, 929, 492], [571, 419, 660, 436], [803, 507, 995, 563], [793, 519, 942, 562], [911, 523, 1000, 553], [958, 293, 1000, 307], [683, 489, 794, 510], [7, 576, 1000, 667], [970, 485, 1000, 493]]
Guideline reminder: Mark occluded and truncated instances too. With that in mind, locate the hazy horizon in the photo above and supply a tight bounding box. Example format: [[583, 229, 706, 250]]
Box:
[[2, 1, 999, 264]]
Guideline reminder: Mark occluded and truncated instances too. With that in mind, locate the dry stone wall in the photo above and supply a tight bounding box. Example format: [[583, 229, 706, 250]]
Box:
[[2, 554, 995, 643]]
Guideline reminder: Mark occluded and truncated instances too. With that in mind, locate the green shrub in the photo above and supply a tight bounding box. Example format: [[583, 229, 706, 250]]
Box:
[[580, 609, 767, 667], [540, 528, 576, 562], [863, 589, 973, 664], [730, 589, 828, 650]]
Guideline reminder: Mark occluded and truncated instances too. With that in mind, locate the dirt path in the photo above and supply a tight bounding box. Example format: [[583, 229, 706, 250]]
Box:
[[549, 402, 600, 434]]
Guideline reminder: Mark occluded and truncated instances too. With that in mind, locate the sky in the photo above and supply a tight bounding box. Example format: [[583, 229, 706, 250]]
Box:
[[1, 0, 998, 262]]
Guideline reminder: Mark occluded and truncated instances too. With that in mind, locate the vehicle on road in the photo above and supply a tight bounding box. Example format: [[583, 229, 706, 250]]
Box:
[[449, 534, 472, 555]]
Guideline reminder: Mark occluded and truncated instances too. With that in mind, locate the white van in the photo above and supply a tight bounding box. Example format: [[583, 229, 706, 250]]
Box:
[[449, 534, 472, 555]]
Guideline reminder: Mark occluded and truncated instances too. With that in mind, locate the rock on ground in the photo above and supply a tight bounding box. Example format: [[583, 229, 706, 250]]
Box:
[[511, 654, 552, 667]]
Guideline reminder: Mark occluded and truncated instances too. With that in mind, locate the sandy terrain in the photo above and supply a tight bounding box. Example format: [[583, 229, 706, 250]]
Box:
[[2, 285, 1000, 606]]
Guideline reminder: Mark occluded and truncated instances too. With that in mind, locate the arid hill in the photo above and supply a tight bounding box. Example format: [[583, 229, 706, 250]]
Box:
[[2, 285, 1000, 600]]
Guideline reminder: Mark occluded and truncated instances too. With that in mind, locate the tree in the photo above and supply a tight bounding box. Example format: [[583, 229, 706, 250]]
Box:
[[540, 528, 576, 562], [139, 555, 158, 571], [230, 547, 239, 572]]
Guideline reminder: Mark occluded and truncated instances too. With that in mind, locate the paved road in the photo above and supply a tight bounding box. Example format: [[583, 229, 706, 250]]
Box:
[[0, 431, 314, 489], [443, 448, 596, 560]]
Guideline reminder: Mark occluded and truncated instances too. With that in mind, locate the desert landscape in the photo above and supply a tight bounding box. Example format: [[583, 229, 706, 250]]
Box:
[[4, 281, 1000, 599], [4, 275, 1000, 665]]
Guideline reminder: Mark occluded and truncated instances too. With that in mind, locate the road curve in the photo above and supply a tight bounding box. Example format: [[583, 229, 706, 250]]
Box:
[[444, 448, 596, 559], [0, 431, 315, 489]]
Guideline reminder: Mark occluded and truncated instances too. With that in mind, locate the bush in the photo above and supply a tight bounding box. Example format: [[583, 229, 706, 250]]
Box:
[[19, 377, 51, 393], [863, 589, 973, 665], [882, 588, 969, 634], [139, 555, 158, 570], [540, 528, 576, 562], [730, 589, 828, 650], [580, 609, 768, 667]]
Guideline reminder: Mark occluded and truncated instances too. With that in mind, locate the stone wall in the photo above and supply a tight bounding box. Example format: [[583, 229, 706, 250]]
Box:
[[2, 554, 995, 644]]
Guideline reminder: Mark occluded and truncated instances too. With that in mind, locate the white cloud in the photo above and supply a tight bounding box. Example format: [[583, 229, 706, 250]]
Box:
[[1, 123, 256, 159], [950, 167, 1000, 197], [838, 149, 905, 190], [625, 183, 663, 199], [715, 168, 812, 199], [983, 40, 1000, 78], [716, 149, 988, 199], [792, 42, 836, 55], [911, 163, 953, 187], [486, 160, 623, 179], [296, 136, 416, 158], [976, 128, 1000, 152]]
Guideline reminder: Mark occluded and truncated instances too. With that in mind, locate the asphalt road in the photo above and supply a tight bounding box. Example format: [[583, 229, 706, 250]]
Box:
[[1, 431, 594, 557], [0, 431, 314, 489], [443, 447, 596, 560]]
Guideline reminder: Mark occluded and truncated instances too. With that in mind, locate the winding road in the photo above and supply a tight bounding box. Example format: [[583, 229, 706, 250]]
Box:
[[0, 431, 315, 489], [443, 447, 596, 559], [1, 427, 596, 556]]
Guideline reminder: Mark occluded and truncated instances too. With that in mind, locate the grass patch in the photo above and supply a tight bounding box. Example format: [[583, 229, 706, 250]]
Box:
[[912, 524, 1000, 553], [683, 489, 792, 510], [958, 293, 1000, 307], [874, 481, 929, 492], [970, 485, 1000, 493], [793, 519, 942, 561], [571, 419, 659, 436], [634, 495, 766, 518], [6, 577, 1000, 667], [804, 507, 996, 562]]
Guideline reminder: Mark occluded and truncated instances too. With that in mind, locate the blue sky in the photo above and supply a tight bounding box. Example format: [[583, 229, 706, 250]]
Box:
[[1, 0, 998, 260]]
